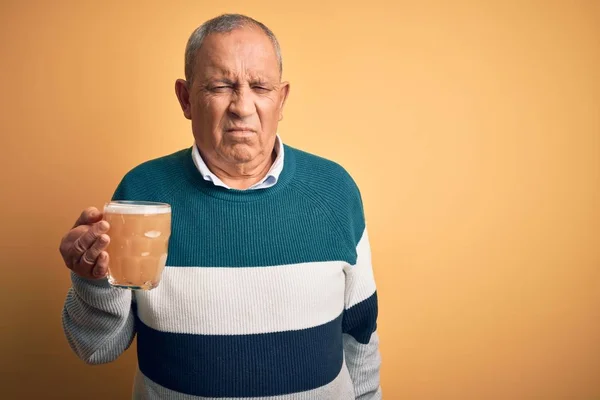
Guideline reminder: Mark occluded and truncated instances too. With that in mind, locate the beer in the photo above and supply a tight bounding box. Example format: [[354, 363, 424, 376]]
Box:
[[103, 201, 171, 290]]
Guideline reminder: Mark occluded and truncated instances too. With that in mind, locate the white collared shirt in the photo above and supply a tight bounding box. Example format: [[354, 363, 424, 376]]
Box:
[[191, 135, 285, 190]]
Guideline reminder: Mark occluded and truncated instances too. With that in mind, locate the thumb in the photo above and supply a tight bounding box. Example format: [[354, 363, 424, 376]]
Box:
[[72, 207, 104, 228]]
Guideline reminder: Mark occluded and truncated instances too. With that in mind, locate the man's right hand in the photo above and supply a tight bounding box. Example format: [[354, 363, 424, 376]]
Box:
[[59, 207, 111, 279]]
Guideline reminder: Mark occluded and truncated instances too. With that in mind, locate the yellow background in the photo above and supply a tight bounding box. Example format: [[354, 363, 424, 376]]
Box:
[[1, 1, 599, 398]]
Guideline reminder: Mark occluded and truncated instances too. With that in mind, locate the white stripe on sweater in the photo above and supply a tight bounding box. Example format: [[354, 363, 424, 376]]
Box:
[[344, 228, 377, 309], [135, 261, 347, 335]]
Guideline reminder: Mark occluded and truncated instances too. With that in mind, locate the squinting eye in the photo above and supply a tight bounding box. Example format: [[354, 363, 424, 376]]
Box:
[[253, 86, 270, 92]]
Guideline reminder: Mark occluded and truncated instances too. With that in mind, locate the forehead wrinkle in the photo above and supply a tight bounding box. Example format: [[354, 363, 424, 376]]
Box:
[[195, 29, 281, 83], [202, 62, 274, 83]]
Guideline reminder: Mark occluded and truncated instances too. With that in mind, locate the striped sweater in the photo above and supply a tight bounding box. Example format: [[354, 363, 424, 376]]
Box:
[[62, 145, 382, 399]]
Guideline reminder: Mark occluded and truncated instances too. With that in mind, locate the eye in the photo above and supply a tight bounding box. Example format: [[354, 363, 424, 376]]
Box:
[[253, 86, 271, 93], [211, 85, 232, 92]]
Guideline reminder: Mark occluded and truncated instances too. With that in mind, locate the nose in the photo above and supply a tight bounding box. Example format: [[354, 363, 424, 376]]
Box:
[[228, 86, 256, 119]]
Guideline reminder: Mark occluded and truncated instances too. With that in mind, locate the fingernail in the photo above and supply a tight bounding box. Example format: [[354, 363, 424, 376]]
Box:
[[99, 221, 109, 231], [94, 266, 105, 277]]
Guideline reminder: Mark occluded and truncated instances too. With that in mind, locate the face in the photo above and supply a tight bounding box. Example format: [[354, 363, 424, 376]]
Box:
[[175, 27, 289, 168]]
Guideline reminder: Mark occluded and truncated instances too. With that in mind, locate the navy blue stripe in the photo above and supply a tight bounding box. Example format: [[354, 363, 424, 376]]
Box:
[[136, 314, 344, 397], [342, 291, 378, 344]]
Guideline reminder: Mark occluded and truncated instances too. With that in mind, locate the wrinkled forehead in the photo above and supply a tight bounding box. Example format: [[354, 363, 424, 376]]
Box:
[[195, 28, 280, 81]]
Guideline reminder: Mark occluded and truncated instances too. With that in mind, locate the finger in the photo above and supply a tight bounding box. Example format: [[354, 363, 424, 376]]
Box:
[[73, 207, 103, 228], [80, 234, 110, 267], [59, 225, 92, 268], [71, 221, 110, 262], [92, 251, 109, 278]]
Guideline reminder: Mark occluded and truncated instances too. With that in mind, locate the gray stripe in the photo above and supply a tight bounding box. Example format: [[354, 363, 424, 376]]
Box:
[[132, 360, 356, 400], [343, 331, 382, 400], [62, 273, 135, 364]]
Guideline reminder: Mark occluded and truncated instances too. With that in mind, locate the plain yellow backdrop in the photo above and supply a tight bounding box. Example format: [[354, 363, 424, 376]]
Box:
[[1, 1, 599, 399]]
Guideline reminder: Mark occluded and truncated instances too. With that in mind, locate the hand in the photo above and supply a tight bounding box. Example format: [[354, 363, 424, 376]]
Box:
[[59, 207, 111, 279]]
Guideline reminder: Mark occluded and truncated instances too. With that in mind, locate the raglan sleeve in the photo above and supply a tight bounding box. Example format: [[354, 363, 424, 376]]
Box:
[[341, 181, 382, 399], [61, 175, 137, 364]]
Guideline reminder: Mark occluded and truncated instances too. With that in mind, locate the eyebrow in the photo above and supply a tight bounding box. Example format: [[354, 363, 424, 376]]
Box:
[[212, 78, 235, 85], [216, 67, 235, 78], [200, 65, 277, 87], [207, 76, 274, 86]]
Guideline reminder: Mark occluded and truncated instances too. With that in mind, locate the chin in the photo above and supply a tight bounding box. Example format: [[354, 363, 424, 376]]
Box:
[[225, 145, 257, 164]]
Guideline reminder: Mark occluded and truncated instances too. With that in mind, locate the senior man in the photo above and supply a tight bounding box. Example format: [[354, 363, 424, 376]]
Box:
[[59, 13, 382, 400]]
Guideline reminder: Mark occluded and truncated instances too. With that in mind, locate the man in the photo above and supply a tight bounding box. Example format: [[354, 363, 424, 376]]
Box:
[[59, 13, 381, 400]]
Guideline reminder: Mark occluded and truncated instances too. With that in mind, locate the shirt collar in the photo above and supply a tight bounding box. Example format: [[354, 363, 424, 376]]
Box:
[[191, 134, 285, 190]]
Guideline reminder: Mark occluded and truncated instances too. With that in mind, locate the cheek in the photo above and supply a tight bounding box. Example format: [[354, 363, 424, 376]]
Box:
[[191, 98, 231, 145], [256, 98, 280, 126], [195, 97, 229, 125]]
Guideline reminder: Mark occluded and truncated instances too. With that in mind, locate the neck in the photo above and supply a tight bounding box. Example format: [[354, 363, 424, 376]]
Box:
[[201, 148, 276, 190]]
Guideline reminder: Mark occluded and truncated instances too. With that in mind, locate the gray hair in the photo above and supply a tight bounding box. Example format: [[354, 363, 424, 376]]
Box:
[[184, 14, 283, 84]]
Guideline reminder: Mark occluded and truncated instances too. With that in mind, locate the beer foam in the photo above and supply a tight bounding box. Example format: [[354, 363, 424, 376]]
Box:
[[104, 201, 171, 215]]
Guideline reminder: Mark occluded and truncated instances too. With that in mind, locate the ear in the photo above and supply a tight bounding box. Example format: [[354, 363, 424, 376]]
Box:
[[175, 79, 192, 120], [278, 81, 290, 121]]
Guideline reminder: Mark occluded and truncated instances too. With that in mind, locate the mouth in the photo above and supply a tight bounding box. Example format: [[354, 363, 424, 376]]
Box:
[[226, 127, 256, 133]]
